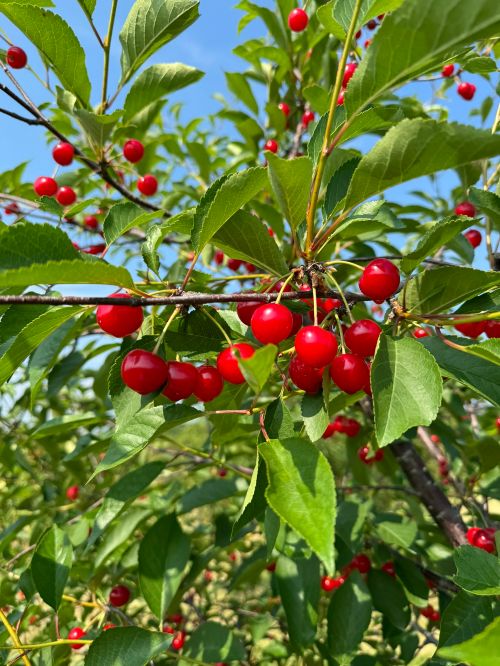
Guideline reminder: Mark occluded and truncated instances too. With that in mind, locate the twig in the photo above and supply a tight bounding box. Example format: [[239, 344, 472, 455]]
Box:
[[0, 107, 42, 125]]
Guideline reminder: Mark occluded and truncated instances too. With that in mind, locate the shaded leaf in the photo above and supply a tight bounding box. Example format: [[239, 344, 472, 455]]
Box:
[[31, 526, 72, 611], [84, 627, 172, 665]]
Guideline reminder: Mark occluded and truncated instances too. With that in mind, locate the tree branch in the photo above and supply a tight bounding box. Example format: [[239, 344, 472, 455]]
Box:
[[0, 107, 42, 125]]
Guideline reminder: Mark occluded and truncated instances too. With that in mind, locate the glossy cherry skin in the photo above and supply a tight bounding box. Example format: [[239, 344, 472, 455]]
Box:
[[7, 46, 27, 69], [358, 259, 400, 303], [56, 186, 77, 206], [321, 575, 344, 592], [290, 312, 303, 335], [302, 110, 315, 127], [330, 354, 370, 394], [217, 343, 255, 384], [455, 201, 476, 217], [66, 485, 79, 501], [350, 553, 371, 574], [264, 139, 278, 153], [454, 321, 486, 338], [109, 584, 130, 607], [413, 327, 429, 338], [123, 139, 144, 163], [138, 174, 158, 196], [485, 321, 500, 339], [295, 326, 337, 368], [289, 354, 324, 394], [251, 303, 294, 344], [162, 362, 198, 401], [457, 82, 476, 100], [237, 301, 261, 326], [467, 527, 495, 553], [464, 229, 482, 247], [172, 631, 186, 650], [68, 627, 86, 650], [52, 142, 74, 166], [121, 349, 169, 394], [342, 62, 358, 87], [96, 294, 144, 337], [442, 64, 454, 77], [344, 319, 382, 357], [34, 176, 58, 197], [194, 366, 224, 402], [278, 102, 290, 117], [288, 8, 308, 32], [381, 561, 396, 576]]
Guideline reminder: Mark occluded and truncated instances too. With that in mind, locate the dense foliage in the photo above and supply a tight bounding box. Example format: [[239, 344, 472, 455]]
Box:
[[0, 0, 499, 665]]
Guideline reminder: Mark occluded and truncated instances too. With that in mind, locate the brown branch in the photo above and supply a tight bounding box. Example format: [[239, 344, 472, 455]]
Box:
[[0, 107, 43, 125]]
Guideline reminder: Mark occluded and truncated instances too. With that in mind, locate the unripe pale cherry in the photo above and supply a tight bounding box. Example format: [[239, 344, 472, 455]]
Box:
[[121, 349, 169, 394], [68, 627, 86, 650], [109, 584, 130, 607], [455, 201, 476, 217], [358, 258, 400, 303], [6, 46, 27, 69], [56, 186, 77, 206], [34, 176, 58, 197], [138, 174, 158, 196], [288, 8, 308, 32], [96, 294, 144, 337], [344, 319, 382, 357], [123, 139, 145, 163], [264, 139, 278, 153], [237, 300, 261, 326], [66, 485, 79, 501], [250, 303, 294, 344], [162, 361, 198, 401], [217, 343, 255, 384], [464, 229, 482, 248], [278, 102, 290, 117], [330, 354, 370, 394], [288, 355, 324, 394], [294, 326, 337, 367], [52, 142, 74, 166], [457, 82, 476, 100], [442, 64, 454, 77]]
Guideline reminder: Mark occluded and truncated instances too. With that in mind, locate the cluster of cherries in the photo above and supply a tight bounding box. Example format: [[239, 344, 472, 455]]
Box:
[[454, 200, 483, 248], [441, 64, 477, 101], [320, 552, 372, 592], [322, 414, 384, 464]]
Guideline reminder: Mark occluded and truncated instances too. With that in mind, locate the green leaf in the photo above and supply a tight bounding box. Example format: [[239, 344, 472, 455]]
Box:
[[84, 627, 172, 666], [438, 617, 500, 666], [401, 216, 475, 274], [453, 545, 500, 596], [259, 438, 336, 573], [183, 622, 246, 663], [372, 335, 442, 446], [301, 393, 329, 442], [266, 153, 313, 230], [77, 0, 95, 15], [439, 591, 496, 648], [345, 120, 500, 209], [74, 109, 122, 148], [240, 344, 277, 393], [0, 5, 91, 105], [463, 55, 497, 73], [164, 308, 229, 353], [95, 507, 150, 568], [32, 413, 101, 438], [325, 158, 361, 216], [138, 515, 190, 620], [327, 571, 372, 660], [103, 202, 162, 246], [119, 0, 200, 83], [402, 267, 500, 314], [275, 555, 320, 649], [123, 63, 204, 121], [463, 339, 500, 367], [191, 167, 269, 252], [469, 187, 500, 229], [225, 71, 259, 115], [0, 221, 78, 268], [303, 84, 330, 115], [213, 210, 289, 276], [375, 519, 418, 549], [0, 307, 85, 387], [367, 570, 411, 630], [30, 526, 72, 611], [142, 210, 194, 274], [345, 0, 500, 118], [178, 477, 247, 514]]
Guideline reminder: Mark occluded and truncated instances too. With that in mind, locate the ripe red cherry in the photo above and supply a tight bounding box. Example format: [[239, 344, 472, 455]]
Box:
[[457, 82, 476, 100], [330, 354, 370, 394], [278, 102, 290, 117], [237, 301, 262, 326], [295, 326, 337, 367], [342, 62, 358, 87], [413, 327, 429, 338], [366, 19, 377, 29], [96, 294, 144, 337], [68, 627, 86, 650], [266, 561, 277, 572], [337, 91, 345, 106], [289, 354, 324, 394], [322, 422, 337, 438], [84, 215, 98, 229], [264, 139, 278, 153], [167, 613, 184, 624], [344, 319, 382, 357], [496, 417, 500, 430], [485, 321, 500, 339], [442, 64, 454, 77], [66, 485, 79, 501], [123, 139, 144, 163], [86, 243, 106, 255], [109, 584, 130, 607], [33, 176, 58, 197], [6, 46, 27, 69], [464, 229, 482, 248], [138, 174, 158, 196], [358, 445, 384, 464], [52, 142, 74, 166], [336, 416, 361, 437], [218, 468, 227, 478], [227, 258, 242, 271], [321, 575, 344, 592], [468, 528, 495, 553], [288, 8, 308, 32], [171, 631, 186, 651], [358, 259, 400, 303], [162, 362, 198, 401], [56, 186, 77, 206], [214, 249, 224, 265], [420, 605, 440, 622], [302, 110, 315, 127], [350, 554, 371, 574], [290, 312, 303, 335], [217, 343, 255, 384], [251, 303, 294, 344], [455, 201, 476, 217], [194, 366, 224, 402], [381, 561, 396, 577], [454, 321, 486, 338], [121, 349, 169, 394]]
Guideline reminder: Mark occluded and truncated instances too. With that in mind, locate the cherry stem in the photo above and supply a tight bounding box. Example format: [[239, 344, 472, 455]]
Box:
[[313, 285, 318, 326], [201, 308, 233, 346], [275, 272, 295, 304], [334, 313, 346, 353], [153, 307, 181, 354], [0, 608, 31, 666], [326, 270, 354, 323]]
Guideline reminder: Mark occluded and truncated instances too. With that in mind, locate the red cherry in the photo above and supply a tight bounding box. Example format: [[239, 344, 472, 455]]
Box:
[[52, 142, 74, 166], [288, 8, 308, 32], [237, 301, 262, 326], [355, 30, 362, 39], [351, 554, 371, 574], [330, 354, 370, 394], [457, 82, 476, 100], [194, 366, 224, 402], [162, 362, 198, 401], [454, 321, 486, 338], [358, 259, 400, 303], [217, 343, 255, 384], [420, 605, 434, 619], [290, 312, 303, 336], [430, 610, 441, 623], [103, 623, 116, 630], [337, 91, 345, 106], [138, 174, 158, 196], [218, 468, 227, 478], [163, 625, 175, 634], [342, 62, 358, 88], [496, 417, 500, 430], [227, 258, 243, 271], [295, 326, 337, 367], [109, 584, 130, 607], [381, 561, 396, 577], [322, 423, 337, 439], [430, 434, 440, 443], [413, 327, 429, 338], [455, 201, 476, 217], [336, 416, 361, 437], [123, 139, 144, 163], [322, 298, 342, 314], [4, 203, 19, 215], [167, 614, 184, 624], [33, 176, 57, 197], [6, 46, 27, 69], [302, 110, 315, 127], [442, 64, 454, 77], [214, 250, 224, 265], [245, 262, 257, 272], [278, 102, 290, 117], [68, 627, 86, 650], [289, 354, 324, 394], [344, 319, 382, 357], [171, 631, 186, 651], [66, 485, 79, 501], [485, 321, 500, 339], [321, 575, 344, 592], [56, 186, 77, 206], [366, 19, 377, 29], [472, 530, 495, 553], [251, 303, 294, 344], [96, 294, 144, 337], [364, 39, 372, 48], [86, 243, 106, 255], [121, 349, 169, 394], [464, 229, 482, 248], [84, 215, 99, 229], [264, 139, 278, 153], [266, 561, 277, 572], [358, 445, 384, 464]]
